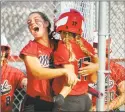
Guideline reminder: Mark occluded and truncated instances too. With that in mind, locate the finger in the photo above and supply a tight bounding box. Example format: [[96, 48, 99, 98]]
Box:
[[67, 79, 74, 87], [67, 83, 71, 87], [67, 77, 72, 86], [68, 76, 77, 86], [78, 70, 88, 74], [73, 79, 78, 86], [73, 77, 77, 84], [79, 72, 89, 76], [83, 61, 91, 65], [68, 82, 72, 87], [78, 71, 84, 75], [70, 84, 74, 88], [79, 66, 90, 70], [78, 67, 84, 71], [82, 74, 89, 76], [72, 77, 79, 86]]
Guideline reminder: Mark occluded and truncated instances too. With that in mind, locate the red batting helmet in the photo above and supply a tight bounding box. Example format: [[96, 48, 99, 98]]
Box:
[[55, 9, 84, 35]]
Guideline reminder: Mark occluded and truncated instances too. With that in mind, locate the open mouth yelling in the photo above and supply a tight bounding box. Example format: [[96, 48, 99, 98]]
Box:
[[34, 27, 39, 32]]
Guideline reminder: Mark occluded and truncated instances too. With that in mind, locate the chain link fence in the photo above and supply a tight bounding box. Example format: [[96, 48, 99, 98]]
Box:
[[1, 1, 125, 111]]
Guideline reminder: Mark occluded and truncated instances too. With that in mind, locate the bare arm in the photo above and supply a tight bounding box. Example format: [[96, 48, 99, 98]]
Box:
[[24, 56, 79, 85], [63, 64, 75, 77], [24, 56, 66, 79], [60, 64, 76, 98], [63, 64, 77, 85]]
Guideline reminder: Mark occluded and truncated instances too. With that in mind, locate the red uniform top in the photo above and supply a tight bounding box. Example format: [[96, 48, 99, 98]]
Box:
[[20, 40, 53, 102], [1, 64, 25, 112], [92, 60, 125, 105], [52, 38, 95, 95]]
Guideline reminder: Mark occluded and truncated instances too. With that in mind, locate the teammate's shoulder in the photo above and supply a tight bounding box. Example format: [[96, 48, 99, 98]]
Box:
[[6, 65, 24, 74], [56, 40, 67, 51], [81, 37, 89, 44], [20, 40, 38, 58], [23, 40, 37, 49], [54, 40, 69, 61]]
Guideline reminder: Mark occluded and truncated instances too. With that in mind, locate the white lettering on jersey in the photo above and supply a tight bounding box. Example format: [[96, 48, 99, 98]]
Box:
[[90, 75, 115, 102], [89, 75, 114, 90], [39, 55, 50, 67], [105, 75, 114, 89], [1, 80, 12, 95], [105, 75, 115, 102], [105, 90, 115, 102]]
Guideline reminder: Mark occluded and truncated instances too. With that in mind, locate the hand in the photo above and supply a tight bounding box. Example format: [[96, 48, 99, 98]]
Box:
[[92, 106, 96, 111], [78, 61, 99, 76], [64, 69, 80, 86]]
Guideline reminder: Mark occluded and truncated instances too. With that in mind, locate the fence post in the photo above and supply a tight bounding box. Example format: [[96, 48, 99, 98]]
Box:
[[95, 1, 99, 31], [96, 1, 108, 111]]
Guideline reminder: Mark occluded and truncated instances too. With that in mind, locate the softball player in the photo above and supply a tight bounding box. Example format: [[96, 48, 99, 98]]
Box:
[[52, 9, 99, 111], [19, 11, 79, 112], [1, 34, 27, 112], [91, 35, 125, 111]]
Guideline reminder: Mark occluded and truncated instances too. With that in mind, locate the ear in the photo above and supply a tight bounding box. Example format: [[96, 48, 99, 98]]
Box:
[[44, 21, 49, 27]]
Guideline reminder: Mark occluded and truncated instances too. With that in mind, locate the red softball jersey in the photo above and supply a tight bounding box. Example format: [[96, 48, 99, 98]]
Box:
[[52, 38, 95, 95], [92, 60, 125, 105], [20, 40, 53, 102], [1, 64, 25, 112]]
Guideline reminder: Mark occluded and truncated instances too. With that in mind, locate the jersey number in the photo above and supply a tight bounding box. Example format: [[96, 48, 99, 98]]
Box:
[[72, 21, 77, 26], [78, 58, 89, 80]]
